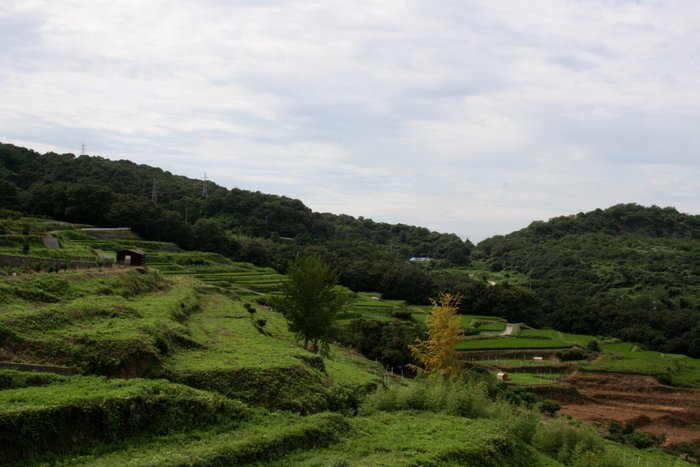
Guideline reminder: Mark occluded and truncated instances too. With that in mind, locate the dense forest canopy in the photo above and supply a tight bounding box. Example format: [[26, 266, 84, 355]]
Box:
[[475, 204, 700, 357], [0, 142, 481, 303], [3, 142, 700, 358]]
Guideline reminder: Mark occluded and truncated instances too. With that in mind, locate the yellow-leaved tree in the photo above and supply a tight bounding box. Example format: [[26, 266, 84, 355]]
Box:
[[408, 292, 464, 377]]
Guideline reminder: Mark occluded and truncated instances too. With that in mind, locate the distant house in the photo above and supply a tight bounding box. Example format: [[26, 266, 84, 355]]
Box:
[[408, 257, 430, 263], [116, 249, 146, 266]]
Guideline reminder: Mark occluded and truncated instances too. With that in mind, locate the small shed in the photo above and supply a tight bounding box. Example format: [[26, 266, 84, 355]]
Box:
[[116, 249, 146, 266], [496, 370, 509, 382]]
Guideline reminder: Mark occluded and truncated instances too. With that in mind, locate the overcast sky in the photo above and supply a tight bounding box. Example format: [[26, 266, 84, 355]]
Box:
[[1, 1, 699, 242]]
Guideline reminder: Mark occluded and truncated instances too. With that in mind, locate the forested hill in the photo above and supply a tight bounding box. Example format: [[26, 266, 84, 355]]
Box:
[[474, 204, 700, 357], [0, 142, 476, 301], [5, 142, 700, 358]]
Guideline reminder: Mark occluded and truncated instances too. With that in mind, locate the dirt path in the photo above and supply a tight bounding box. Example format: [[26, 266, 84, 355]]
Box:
[[501, 324, 515, 336]]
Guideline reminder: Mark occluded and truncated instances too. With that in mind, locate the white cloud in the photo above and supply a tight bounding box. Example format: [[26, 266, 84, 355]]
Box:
[[1, 0, 699, 242]]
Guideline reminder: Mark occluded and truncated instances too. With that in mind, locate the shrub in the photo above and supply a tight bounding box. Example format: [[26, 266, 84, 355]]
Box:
[[533, 419, 604, 464], [556, 348, 589, 361], [464, 326, 479, 336], [539, 399, 561, 415], [362, 375, 502, 420], [586, 339, 601, 352], [626, 431, 662, 449], [391, 309, 413, 321]]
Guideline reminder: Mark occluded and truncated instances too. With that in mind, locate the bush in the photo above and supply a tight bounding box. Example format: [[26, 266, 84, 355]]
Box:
[[533, 419, 604, 464], [391, 309, 413, 321], [362, 375, 501, 419], [464, 326, 479, 336], [607, 420, 665, 448], [586, 339, 601, 352], [539, 399, 561, 415], [626, 431, 662, 449], [556, 348, 589, 361]]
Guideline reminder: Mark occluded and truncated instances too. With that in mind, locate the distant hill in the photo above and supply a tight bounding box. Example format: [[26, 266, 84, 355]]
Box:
[[0, 142, 474, 303], [475, 204, 700, 357], [5, 143, 700, 358]]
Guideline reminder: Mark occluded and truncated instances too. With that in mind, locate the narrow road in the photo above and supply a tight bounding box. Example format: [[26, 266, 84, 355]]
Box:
[[501, 324, 515, 336]]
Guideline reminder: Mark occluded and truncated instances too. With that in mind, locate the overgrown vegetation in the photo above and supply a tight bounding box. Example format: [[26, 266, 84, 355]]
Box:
[[475, 203, 700, 357], [408, 292, 464, 377], [273, 256, 348, 354], [1, 143, 699, 465]]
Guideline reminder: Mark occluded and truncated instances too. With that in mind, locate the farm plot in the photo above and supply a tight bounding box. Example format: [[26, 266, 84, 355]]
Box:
[[339, 293, 426, 323], [456, 336, 572, 351], [505, 372, 564, 386], [582, 342, 700, 387], [411, 313, 503, 331]]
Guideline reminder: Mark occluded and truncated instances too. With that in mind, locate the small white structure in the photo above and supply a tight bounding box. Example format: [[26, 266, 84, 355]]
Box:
[[496, 370, 509, 381], [408, 257, 430, 263], [533, 356, 544, 362]]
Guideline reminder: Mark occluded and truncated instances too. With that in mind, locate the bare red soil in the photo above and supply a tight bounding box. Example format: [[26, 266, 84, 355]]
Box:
[[541, 371, 700, 446]]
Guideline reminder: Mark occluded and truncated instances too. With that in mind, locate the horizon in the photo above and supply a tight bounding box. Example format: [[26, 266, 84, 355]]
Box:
[[4, 140, 693, 246], [1, 1, 699, 243]]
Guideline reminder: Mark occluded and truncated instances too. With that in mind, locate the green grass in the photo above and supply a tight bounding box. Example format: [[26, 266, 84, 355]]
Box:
[[456, 327, 600, 351], [456, 337, 572, 351], [604, 440, 688, 467], [471, 359, 558, 368], [478, 322, 507, 333], [0, 272, 200, 376], [441, 260, 531, 289], [505, 372, 564, 386], [162, 291, 380, 412], [0, 376, 245, 464], [48, 411, 349, 467], [412, 313, 494, 330], [583, 342, 700, 387], [520, 329, 596, 346], [269, 411, 542, 467]]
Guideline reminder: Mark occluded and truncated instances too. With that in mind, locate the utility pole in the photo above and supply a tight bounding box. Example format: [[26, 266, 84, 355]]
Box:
[[151, 177, 157, 205], [81, 143, 85, 156], [202, 173, 208, 217]]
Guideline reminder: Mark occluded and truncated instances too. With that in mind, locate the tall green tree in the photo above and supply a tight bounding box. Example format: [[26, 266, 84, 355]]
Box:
[[275, 256, 348, 354]]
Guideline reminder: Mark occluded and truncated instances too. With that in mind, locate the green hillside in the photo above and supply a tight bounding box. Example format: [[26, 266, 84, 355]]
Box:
[[0, 219, 689, 465], [475, 204, 700, 357]]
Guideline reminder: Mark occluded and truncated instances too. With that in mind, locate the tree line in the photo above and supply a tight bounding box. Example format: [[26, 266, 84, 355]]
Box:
[[4, 143, 700, 358], [475, 204, 700, 357]]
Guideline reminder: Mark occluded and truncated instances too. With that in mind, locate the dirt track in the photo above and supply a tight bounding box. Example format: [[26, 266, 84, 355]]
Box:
[[545, 371, 700, 446]]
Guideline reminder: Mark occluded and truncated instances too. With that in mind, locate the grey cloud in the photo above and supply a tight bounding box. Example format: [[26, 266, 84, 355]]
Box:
[[0, 0, 699, 242]]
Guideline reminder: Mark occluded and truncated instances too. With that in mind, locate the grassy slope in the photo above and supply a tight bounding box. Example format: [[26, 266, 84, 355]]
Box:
[[582, 342, 700, 387], [162, 290, 379, 412], [0, 271, 200, 376], [0, 219, 694, 465], [268, 411, 550, 467]]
